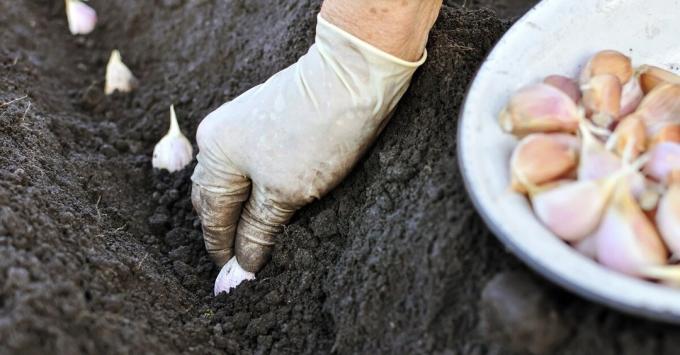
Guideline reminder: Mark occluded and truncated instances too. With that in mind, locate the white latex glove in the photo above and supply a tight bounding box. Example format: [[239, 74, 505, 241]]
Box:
[[192, 15, 426, 294]]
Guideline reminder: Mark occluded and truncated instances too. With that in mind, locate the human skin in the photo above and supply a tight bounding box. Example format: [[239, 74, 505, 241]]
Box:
[[192, 0, 443, 292]]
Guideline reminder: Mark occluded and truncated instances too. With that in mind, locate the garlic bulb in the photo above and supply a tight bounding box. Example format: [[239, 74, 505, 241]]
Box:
[[65, 0, 97, 35], [152, 105, 193, 172], [499, 83, 581, 136], [105, 50, 137, 95]]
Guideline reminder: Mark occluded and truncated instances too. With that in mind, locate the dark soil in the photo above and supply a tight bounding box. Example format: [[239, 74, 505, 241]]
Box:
[[2, 1, 680, 355]]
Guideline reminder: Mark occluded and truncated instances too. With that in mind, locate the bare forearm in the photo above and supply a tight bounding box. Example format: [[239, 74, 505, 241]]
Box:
[[320, 0, 443, 62]]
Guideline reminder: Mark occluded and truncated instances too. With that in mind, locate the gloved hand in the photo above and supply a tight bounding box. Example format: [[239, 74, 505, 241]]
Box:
[[191, 14, 426, 294]]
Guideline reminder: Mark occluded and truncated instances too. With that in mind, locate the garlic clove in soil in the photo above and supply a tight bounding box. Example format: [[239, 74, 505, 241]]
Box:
[[105, 50, 138, 95], [656, 173, 680, 255], [152, 105, 193, 173], [214, 257, 255, 295], [594, 182, 667, 277], [639, 65, 680, 94], [65, 0, 97, 35], [643, 142, 680, 185], [532, 179, 613, 242], [499, 83, 581, 136], [610, 115, 646, 159], [543, 75, 581, 103], [631, 83, 680, 136], [510, 133, 579, 193], [579, 50, 633, 87], [581, 74, 622, 127]]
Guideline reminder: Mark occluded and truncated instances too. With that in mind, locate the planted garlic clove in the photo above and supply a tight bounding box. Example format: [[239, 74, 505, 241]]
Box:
[[65, 0, 97, 35], [632, 84, 680, 135], [594, 183, 667, 276], [656, 174, 680, 255], [639, 65, 680, 94], [105, 50, 137, 95], [581, 74, 621, 127], [499, 84, 581, 136], [579, 50, 633, 86], [650, 123, 680, 147], [619, 74, 644, 118], [611, 116, 646, 159], [510, 133, 579, 193], [152, 105, 193, 173], [644, 142, 680, 185], [543, 75, 581, 103], [578, 124, 621, 181], [532, 179, 611, 242]]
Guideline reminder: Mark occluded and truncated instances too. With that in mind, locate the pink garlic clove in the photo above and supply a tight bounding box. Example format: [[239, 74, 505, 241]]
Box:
[[650, 123, 680, 147], [611, 116, 646, 159], [578, 125, 621, 181], [579, 50, 633, 87], [499, 84, 581, 136], [582, 74, 622, 127], [573, 234, 598, 259], [543, 75, 581, 103], [594, 183, 668, 276], [643, 142, 680, 185], [532, 179, 610, 242], [619, 74, 644, 118], [65, 0, 97, 35], [510, 133, 579, 193], [640, 65, 680, 94], [656, 174, 680, 255], [632, 84, 680, 136]]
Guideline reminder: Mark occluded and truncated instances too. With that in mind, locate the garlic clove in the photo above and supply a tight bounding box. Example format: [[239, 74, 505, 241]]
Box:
[[532, 179, 611, 242], [611, 115, 646, 159], [214, 257, 256, 295], [638, 265, 680, 287], [510, 133, 579, 193], [152, 105, 194, 173], [656, 175, 680, 255], [650, 123, 680, 147], [594, 183, 667, 276], [632, 84, 680, 136], [581, 74, 622, 127], [573, 234, 598, 259], [619, 73, 644, 118], [578, 124, 621, 181], [105, 50, 138, 95], [579, 50, 633, 86], [499, 83, 581, 136], [643, 142, 680, 185], [639, 65, 680, 94], [65, 0, 97, 35], [543, 75, 581, 103]]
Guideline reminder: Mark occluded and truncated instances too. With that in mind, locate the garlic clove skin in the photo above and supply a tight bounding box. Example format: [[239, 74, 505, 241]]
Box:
[[510, 133, 579, 193], [499, 83, 581, 136], [594, 183, 667, 276], [643, 142, 680, 185], [639, 65, 680, 94], [579, 50, 633, 86], [581, 74, 622, 127], [532, 179, 610, 242], [578, 125, 621, 181], [632, 84, 680, 136], [543, 75, 581, 103], [611, 115, 646, 159], [650, 123, 680, 147], [656, 177, 680, 255], [152, 105, 194, 173], [105, 50, 138, 95], [619, 74, 644, 118], [65, 0, 97, 35]]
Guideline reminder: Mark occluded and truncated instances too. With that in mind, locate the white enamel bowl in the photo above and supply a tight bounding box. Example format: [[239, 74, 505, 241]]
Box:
[[458, 0, 680, 322]]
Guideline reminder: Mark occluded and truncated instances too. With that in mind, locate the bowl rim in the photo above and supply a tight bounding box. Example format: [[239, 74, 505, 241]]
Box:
[[456, 0, 680, 323]]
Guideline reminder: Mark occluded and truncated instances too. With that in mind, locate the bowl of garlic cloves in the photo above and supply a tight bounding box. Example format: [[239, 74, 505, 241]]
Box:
[[458, 0, 680, 322]]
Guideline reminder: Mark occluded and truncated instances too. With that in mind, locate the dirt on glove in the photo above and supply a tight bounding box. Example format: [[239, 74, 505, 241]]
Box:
[[1, 1, 679, 354]]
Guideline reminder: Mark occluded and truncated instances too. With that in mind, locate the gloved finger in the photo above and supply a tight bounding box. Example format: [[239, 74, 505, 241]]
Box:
[[234, 185, 297, 273], [191, 173, 250, 267]]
